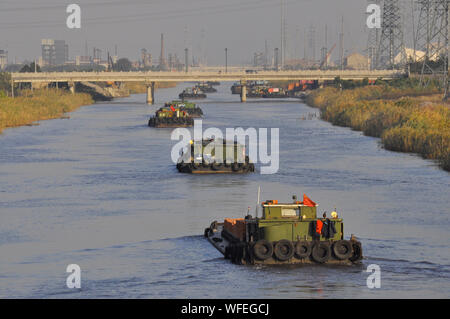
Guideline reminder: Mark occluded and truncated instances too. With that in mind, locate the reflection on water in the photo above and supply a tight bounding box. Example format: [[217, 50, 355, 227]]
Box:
[[0, 83, 449, 298]]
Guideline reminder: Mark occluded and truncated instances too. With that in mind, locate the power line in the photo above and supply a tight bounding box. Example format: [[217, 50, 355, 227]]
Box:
[[0, 0, 303, 29]]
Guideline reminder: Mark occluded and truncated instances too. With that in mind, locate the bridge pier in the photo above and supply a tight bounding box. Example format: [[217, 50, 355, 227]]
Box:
[[240, 81, 247, 103], [69, 82, 76, 94], [318, 80, 325, 88], [146, 82, 155, 105]]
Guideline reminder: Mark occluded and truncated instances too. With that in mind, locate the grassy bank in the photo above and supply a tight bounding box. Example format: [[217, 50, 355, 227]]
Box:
[[0, 89, 93, 134], [125, 81, 177, 94], [306, 85, 450, 171]]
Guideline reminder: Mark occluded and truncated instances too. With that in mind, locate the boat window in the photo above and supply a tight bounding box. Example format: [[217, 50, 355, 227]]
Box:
[[281, 208, 297, 217]]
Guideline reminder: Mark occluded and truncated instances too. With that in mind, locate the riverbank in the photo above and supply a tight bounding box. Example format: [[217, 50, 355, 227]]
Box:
[[306, 86, 450, 171], [125, 81, 177, 94], [0, 89, 93, 134]]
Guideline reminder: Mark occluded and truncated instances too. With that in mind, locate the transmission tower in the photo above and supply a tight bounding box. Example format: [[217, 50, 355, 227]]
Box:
[[415, 0, 449, 91], [320, 25, 328, 69], [308, 25, 316, 63], [377, 0, 406, 69]]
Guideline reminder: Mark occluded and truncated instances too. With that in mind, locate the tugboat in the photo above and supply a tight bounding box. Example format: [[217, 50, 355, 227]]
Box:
[[176, 138, 255, 174], [247, 85, 268, 98], [231, 82, 242, 95], [179, 87, 207, 100], [195, 83, 217, 93], [204, 194, 363, 265], [164, 100, 203, 118], [148, 105, 194, 128], [231, 81, 268, 95], [262, 87, 287, 98]]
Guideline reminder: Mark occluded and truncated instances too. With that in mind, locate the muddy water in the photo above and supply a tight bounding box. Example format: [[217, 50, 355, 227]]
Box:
[[0, 83, 449, 298]]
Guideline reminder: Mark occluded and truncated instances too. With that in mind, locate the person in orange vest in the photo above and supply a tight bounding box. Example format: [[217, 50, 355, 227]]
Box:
[[316, 219, 323, 235]]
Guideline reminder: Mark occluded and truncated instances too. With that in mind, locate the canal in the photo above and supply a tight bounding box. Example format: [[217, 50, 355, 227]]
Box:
[[0, 83, 448, 298]]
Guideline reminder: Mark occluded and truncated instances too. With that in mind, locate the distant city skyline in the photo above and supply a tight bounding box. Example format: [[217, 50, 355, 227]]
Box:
[[0, 0, 411, 65]]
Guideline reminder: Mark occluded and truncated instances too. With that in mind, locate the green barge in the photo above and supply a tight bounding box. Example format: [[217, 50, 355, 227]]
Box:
[[204, 195, 363, 265]]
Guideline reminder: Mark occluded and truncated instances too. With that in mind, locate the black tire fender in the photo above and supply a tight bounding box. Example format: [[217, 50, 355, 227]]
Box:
[[333, 240, 353, 260], [295, 241, 312, 259], [349, 241, 363, 263], [311, 241, 331, 263], [252, 240, 273, 261], [202, 158, 210, 168], [273, 240, 295, 261], [211, 162, 222, 170], [191, 161, 200, 169]]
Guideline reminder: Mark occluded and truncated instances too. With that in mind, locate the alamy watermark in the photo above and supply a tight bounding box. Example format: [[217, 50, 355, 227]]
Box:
[[66, 4, 81, 29], [366, 4, 381, 29], [170, 120, 279, 174], [66, 264, 81, 289], [366, 264, 381, 289]]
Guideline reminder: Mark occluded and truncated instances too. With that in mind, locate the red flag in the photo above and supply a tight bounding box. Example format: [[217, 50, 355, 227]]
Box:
[[303, 194, 316, 207], [170, 105, 176, 111]]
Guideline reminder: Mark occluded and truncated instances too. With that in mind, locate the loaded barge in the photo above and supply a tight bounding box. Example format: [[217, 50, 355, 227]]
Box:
[[205, 195, 363, 265], [148, 105, 194, 128], [177, 138, 255, 174]]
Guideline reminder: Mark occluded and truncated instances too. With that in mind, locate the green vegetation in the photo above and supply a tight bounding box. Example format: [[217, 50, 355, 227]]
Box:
[[306, 82, 450, 171], [0, 89, 93, 134], [0, 72, 11, 96], [19, 62, 41, 73], [113, 58, 132, 72]]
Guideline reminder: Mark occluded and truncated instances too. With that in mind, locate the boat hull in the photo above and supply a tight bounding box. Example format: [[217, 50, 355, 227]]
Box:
[[205, 223, 362, 265], [177, 162, 255, 174], [148, 117, 194, 128]]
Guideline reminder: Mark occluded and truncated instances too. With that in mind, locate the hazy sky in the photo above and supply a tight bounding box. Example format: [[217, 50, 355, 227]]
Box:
[[0, 0, 391, 65]]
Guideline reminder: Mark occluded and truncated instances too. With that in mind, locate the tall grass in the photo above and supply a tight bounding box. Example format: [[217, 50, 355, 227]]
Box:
[[306, 86, 450, 171], [0, 89, 93, 134]]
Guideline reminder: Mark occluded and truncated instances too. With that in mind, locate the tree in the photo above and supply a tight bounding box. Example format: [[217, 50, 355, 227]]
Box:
[[0, 72, 11, 96], [19, 62, 41, 73], [113, 58, 132, 72]]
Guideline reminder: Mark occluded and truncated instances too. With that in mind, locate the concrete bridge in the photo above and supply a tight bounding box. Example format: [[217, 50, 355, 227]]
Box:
[[10, 70, 406, 103]]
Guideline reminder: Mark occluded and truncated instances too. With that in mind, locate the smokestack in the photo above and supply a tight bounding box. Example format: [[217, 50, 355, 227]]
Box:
[[274, 48, 279, 71], [160, 33, 166, 70], [339, 16, 344, 70], [185, 48, 188, 73]]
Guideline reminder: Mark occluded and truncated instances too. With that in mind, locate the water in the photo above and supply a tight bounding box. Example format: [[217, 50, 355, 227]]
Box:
[[0, 83, 449, 298]]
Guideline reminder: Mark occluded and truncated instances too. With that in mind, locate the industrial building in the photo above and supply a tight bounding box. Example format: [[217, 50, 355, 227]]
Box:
[[0, 49, 7, 70], [41, 39, 68, 66], [344, 53, 370, 70]]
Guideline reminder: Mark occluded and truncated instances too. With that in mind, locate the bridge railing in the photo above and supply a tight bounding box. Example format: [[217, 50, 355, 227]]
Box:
[[10, 70, 406, 83]]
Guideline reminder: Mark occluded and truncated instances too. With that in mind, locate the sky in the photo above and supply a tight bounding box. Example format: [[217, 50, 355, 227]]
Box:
[[0, 0, 413, 65]]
